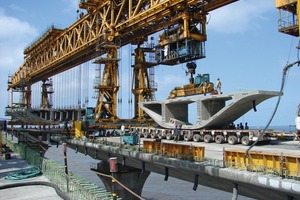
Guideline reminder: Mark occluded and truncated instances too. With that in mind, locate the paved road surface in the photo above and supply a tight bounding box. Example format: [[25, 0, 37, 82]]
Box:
[[0, 152, 63, 200]]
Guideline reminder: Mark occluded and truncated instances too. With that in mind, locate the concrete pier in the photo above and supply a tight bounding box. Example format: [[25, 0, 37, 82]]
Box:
[[95, 161, 150, 200]]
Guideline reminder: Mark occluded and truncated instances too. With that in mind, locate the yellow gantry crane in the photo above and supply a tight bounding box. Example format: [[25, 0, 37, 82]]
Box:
[[7, 0, 238, 127]]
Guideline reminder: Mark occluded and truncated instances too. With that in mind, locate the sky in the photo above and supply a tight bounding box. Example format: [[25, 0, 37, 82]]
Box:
[[0, 0, 299, 128]]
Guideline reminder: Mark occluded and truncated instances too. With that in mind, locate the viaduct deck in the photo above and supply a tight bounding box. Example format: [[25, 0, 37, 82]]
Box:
[[51, 136, 300, 200]]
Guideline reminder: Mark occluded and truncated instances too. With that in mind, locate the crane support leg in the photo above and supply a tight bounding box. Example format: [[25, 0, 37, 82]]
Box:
[[132, 46, 156, 120], [94, 44, 120, 122]]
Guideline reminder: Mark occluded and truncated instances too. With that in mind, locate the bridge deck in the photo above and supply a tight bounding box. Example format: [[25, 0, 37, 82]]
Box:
[[61, 136, 300, 200]]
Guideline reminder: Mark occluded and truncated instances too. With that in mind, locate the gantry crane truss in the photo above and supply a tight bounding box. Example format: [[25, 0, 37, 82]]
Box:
[[8, 0, 238, 126]]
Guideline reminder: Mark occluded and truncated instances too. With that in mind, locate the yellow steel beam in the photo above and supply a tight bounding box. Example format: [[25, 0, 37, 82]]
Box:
[[275, 0, 297, 8], [9, 0, 238, 90]]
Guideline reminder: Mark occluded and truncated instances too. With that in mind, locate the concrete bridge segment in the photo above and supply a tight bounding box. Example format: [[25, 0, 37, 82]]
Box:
[[139, 90, 282, 129]]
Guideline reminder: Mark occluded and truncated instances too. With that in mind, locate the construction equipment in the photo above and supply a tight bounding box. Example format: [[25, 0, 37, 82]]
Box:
[[6, 0, 238, 128], [135, 90, 282, 146], [168, 62, 214, 99]]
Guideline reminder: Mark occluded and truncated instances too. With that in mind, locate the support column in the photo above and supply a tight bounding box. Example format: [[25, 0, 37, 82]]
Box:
[[96, 161, 150, 200]]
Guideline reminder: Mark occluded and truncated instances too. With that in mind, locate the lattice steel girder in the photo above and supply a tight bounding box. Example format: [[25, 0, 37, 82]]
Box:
[[132, 47, 156, 119], [8, 0, 238, 90]]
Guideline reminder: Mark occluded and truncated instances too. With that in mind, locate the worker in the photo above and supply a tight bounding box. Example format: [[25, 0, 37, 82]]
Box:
[[174, 125, 179, 142], [245, 122, 249, 130], [203, 81, 207, 96], [63, 120, 70, 136], [239, 122, 244, 130], [216, 78, 221, 95]]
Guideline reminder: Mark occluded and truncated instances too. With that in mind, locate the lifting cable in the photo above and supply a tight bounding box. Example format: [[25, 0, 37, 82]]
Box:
[[129, 44, 133, 118], [118, 45, 122, 118], [78, 65, 82, 108], [243, 58, 300, 167], [84, 62, 89, 107]]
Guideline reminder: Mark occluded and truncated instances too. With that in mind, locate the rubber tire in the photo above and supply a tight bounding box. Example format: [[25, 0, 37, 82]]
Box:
[[228, 135, 238, 145], [166, 132, 173, 140], [150, 132, 157, 139], [193, 134, 201, 142], [144, 132, 150, 138], [184, 133, 192, 141], [158, 132, 163, 139], [204, 134, 213, 143], [241, 136, 250, 146], [215, 135, 225, 144]]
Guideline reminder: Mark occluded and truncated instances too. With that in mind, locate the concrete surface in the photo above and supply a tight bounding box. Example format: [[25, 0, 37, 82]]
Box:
[[0, 152, 64, 200], [63, 136, 300, 200], [102, 136, 300, 160], [140, 90, 281, 129]]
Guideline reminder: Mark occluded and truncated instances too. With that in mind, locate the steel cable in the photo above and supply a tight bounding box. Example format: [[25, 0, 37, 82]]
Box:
[[243, 60, 300, 168]]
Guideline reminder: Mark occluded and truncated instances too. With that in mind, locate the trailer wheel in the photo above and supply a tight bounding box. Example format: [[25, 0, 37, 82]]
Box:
[[184, 133, 192, 141], [144, 132, 150, 138], [158, 132, 163, 139], [228, 135, 238, 145], [193, 134, 201, 142], [150, 132, 157, 139], [166, 132, 173, 140], [215, 135, 225, 144], [241, 136, 250, 146], [204, 135, 213, 143]]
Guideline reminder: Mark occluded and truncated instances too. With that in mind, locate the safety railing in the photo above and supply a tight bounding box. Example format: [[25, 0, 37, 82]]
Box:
[[1, 133, 120, 200], [278, 15, 298, 31]]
